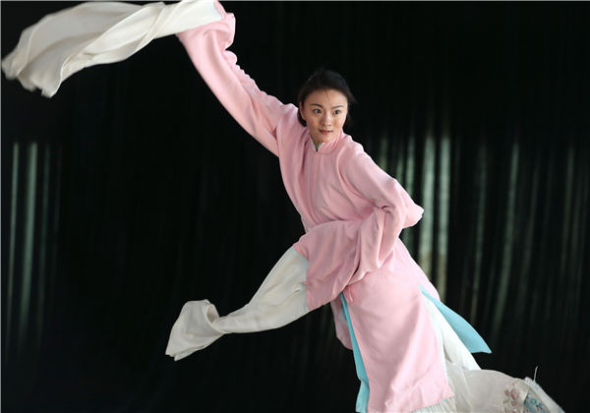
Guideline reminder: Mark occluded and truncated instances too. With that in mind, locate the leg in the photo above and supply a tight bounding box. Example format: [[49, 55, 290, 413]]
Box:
[[165, 247, 309, 361]]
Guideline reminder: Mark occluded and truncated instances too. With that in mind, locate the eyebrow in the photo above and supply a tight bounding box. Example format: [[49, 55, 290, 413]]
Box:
[[310, 103, 346, 109]]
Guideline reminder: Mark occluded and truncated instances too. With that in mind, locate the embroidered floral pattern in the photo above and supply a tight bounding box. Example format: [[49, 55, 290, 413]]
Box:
[[524, 393, 549, 413], [502, 381, 527, 413]]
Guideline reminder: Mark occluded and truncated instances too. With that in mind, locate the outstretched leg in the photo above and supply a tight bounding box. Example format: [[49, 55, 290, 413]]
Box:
[[166, 247, 309, 361]]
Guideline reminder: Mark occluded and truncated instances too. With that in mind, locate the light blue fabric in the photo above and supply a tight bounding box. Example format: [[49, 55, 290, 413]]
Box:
[[340, 293, 370, 413], [340, 288, 491, 413], [420, 287, 491, 354]]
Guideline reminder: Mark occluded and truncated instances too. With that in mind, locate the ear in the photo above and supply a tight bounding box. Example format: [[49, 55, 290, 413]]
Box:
[[298, 102, 305, 121]]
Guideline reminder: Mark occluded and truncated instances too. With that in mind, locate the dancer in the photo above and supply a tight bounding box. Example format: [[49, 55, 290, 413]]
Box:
[[164, 3, 564, 412], [2, 1, 564, 412]]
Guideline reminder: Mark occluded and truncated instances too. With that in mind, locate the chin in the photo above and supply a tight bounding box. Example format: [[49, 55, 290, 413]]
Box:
[[315, 135, 333, 143]]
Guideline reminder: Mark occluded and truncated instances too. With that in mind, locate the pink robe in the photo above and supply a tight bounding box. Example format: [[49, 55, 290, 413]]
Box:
[[178, 3, 453, 411]]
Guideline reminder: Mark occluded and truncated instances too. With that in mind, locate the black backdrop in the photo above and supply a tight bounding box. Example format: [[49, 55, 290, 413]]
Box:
[[2, 2, 589, 412]]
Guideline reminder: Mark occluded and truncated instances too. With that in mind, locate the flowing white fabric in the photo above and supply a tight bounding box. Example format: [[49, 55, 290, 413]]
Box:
[[165, 244, 564, 412], [1, 0, 221, 97], [165, 247, 310, 361], [414, 299, 565, 413], [4, 2, 566, 410]]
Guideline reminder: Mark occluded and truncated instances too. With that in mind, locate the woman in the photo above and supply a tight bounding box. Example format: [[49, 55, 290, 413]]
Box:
[[2, 0, 563, 411], [165, 2, 563, 413]]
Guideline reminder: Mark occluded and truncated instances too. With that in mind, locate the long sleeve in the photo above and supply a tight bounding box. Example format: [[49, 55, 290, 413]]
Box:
[[2, 0, 222, 98], [177, 3, 294, 156], [295, 144, 424, 311], [341, 147, 424, 282]]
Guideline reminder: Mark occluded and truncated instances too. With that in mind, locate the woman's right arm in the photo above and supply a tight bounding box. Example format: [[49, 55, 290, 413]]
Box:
[[177, 2, 293, 156]]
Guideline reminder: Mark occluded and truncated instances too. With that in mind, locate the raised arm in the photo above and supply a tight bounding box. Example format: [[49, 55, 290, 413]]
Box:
[[177, 2, 294, 156]]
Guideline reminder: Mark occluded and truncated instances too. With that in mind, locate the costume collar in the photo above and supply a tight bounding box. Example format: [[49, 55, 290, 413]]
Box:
[[309, 130, 344, 154]]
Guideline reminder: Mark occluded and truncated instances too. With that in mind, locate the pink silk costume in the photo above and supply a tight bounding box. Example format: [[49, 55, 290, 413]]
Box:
[[178, 3, 453, 411]]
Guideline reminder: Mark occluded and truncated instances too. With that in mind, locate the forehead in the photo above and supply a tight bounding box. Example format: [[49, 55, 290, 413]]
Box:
[[305, 89, 348, 106]]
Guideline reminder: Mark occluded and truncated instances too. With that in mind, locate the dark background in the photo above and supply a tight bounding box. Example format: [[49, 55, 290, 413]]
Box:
[[2, 1, 589, 412]]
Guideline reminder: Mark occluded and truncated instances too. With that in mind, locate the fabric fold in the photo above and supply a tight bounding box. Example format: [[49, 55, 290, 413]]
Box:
[[421, 287, 491, 354], [166, 247, 309, 361], [2, 0, 221, 97]]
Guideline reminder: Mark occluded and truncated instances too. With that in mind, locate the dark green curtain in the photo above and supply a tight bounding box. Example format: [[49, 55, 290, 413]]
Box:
[[2, 2, 588, 412]]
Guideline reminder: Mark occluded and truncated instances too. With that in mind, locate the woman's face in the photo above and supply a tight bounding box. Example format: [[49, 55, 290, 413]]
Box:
[[299, 89, 348, 145]]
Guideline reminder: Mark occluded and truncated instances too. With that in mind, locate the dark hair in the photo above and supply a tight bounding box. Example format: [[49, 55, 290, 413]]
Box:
[[297, 68, 357, 127]]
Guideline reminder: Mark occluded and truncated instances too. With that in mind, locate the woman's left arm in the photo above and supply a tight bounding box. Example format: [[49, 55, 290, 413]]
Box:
[[295, 145, 423, 311], [344, 147, 423, 228], [340, 145, 424, 279]]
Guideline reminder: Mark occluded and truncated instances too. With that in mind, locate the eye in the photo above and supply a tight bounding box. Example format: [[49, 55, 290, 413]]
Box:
[[334, 109, 342, 115], [313, 109, 322, 114]]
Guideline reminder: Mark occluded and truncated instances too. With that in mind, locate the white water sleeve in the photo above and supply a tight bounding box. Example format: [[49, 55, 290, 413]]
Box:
[[2, 0, 221, 97], [165, 247, 310, 361]]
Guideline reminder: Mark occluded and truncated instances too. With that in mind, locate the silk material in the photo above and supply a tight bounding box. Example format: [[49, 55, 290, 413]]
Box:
[[165, 247, 309, 361], [1, 0, 221, 97], [341, 293, 371, 413], [1, 2, 564, 411], [177, 4, 454, 411], [421, 288, 491, 354]]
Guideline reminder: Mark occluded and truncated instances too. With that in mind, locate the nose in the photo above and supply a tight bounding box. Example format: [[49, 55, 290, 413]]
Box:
[[321, 113, 332, 125]]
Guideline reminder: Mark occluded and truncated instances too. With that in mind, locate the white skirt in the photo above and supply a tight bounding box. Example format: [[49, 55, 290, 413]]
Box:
[[415, 299, 564, 413], [165, 247, 564, 413]]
